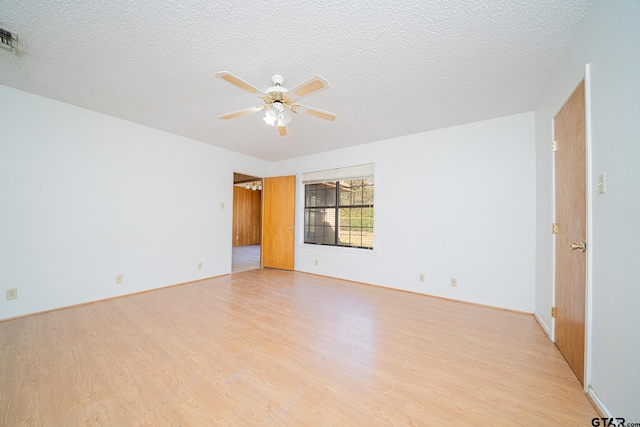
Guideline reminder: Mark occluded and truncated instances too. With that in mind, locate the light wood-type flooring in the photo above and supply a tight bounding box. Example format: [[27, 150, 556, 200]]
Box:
[[1, 269, 597, 425]]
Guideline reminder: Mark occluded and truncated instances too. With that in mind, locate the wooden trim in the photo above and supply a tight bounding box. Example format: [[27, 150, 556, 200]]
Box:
[[299, 271, 533, 315], [4, 270, 532, 324], [0, 275, 227, 323]]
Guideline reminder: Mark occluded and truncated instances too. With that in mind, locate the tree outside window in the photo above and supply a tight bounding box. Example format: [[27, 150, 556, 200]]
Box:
[[304, 177, 374, 249]]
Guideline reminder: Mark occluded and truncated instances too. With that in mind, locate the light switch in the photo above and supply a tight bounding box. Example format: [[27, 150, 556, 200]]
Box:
[[598, 172, 606, 194]]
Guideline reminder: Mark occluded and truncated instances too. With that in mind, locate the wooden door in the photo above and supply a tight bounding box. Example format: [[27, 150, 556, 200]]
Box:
[[261, 175, 296, 270], [554, 80, 587, 384]]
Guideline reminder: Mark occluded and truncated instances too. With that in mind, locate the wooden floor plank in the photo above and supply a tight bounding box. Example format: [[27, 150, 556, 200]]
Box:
[[0, 269, 596, 425]]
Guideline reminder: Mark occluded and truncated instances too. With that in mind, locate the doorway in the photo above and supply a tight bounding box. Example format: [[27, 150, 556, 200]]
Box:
[[232, 173, 262, 273]]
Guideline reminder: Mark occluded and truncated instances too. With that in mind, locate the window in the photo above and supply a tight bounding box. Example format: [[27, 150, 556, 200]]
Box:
[[303, 164, 374, 249]]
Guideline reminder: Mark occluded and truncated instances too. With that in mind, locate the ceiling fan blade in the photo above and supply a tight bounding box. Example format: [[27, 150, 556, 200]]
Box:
[[215, 71, 265, 95], [291, 104, 337, 121], [287, 76, 329, 100], [218, 106, 264, 120], [277, 126, 287, 136]]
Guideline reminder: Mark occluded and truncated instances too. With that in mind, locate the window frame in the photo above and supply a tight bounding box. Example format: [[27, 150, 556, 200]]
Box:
[[302, 165, 375, 250]]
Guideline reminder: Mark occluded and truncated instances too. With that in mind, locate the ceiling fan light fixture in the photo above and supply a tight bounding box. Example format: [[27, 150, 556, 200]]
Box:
[[263, 112, 277, 126], [215, 71, 336, 136], [282, 109, 292, 124], [263, 103, 292, 128], [241, 180, 262, 191]]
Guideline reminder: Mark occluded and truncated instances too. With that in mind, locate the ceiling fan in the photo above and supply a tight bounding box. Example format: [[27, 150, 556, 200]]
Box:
[[215, 71, 337, 136]]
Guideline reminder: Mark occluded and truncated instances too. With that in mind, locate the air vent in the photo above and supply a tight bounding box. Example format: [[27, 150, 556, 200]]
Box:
[[0, 28, 18, 51]]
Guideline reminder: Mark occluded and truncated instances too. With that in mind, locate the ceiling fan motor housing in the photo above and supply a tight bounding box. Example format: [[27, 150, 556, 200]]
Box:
[[271, 74, 285, 86], [263, 87, 292, 108]]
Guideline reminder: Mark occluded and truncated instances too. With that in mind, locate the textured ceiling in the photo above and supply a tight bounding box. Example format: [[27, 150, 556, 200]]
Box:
[[0, 0, 593, 162]]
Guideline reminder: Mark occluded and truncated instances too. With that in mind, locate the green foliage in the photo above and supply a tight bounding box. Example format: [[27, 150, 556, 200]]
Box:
[[304, 177, 374, 249]]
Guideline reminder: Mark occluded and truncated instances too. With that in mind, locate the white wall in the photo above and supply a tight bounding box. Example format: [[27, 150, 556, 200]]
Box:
[[0, 85, 271, 320], [0, 86, 536, 318], [534, 0, 640, 418], [274, 112, 536, 313]]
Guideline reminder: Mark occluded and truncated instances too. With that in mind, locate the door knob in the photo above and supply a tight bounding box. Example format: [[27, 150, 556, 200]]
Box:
[[570, 242, 586, 252]]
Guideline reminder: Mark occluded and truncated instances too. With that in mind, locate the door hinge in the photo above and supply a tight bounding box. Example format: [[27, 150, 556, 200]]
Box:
[[551, 307, 557, 318], [551, 140, 558, 151], [552, 223, 559, 234]]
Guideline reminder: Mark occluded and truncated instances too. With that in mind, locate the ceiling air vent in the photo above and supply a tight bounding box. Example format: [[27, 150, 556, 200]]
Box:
[[0, 27, 18, 51]]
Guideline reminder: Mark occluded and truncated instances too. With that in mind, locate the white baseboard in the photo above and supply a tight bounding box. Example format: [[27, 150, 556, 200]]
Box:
[[587, 387, 610, 417], [534, 312, 552, 340]]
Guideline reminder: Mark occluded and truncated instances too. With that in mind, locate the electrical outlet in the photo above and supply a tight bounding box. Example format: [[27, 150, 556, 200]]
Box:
[[450, 278, 457, 287], [315, 259, 319, 266], [6, 288, 17, 300], [419, 273, 425, 283], [198, 262, 203, 269], [115, 274, 123, 284]]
